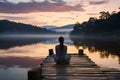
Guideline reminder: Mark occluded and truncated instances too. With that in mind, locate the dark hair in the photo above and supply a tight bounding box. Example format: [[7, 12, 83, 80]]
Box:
[[59, 37, 64, 50], [59, 36, 64, 43]]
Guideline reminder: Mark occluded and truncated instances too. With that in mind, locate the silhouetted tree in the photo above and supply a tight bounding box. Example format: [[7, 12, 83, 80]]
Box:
[[99, 11, 110, 19], [70, 10, 120, 36], [74, 21, 81, 30]]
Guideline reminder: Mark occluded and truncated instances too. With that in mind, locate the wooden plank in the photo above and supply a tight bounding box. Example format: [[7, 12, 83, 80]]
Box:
[[42, 68, 102, 72], [42, 63, 97, 66], [42, 76, 108, 80], [40, 54, 120, 80], [42, 73, 106, 77]]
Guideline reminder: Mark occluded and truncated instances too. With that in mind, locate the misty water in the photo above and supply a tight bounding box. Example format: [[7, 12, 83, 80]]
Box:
[[0, 34, 120, 80]]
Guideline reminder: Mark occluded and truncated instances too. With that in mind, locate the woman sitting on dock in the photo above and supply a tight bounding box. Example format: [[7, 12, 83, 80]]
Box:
[[52, 36, 71, 64]]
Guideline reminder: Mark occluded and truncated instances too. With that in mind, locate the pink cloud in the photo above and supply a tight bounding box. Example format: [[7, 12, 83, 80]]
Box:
[[0, 1, 85, 13], [87, 12, 98, 15], [89, 0, 109, 5], [0, 16, 29, 20]]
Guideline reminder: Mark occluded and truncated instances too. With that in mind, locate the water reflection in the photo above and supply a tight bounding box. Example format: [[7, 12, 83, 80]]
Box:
[[0, 57, 44, 69], [0, 36, 56, 49], [0, 35, 120, 80], [0, 35, 77, 68], [70, 36, 120, 64], [0, 67, 28, 80]]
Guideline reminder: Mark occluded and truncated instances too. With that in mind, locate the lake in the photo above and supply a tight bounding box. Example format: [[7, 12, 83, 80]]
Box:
[[0, 34, 120, 80]]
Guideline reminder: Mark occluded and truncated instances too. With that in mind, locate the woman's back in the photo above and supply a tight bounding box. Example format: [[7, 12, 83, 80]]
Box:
[[55, 45, 67, 61], [52, 36, 71, 64]]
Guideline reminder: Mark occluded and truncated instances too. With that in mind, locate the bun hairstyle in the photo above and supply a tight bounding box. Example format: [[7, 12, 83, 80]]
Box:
[[59, 36, 64, 50], [59, 36, 64, 43]]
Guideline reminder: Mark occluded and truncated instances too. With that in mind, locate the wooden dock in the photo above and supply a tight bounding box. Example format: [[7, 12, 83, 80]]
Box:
[[28, 50, 120, 80]]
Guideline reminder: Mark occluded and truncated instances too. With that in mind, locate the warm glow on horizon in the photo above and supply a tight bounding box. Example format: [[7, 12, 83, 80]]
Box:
[[0, 0, 119, 26], [0, 12, 99, 26]]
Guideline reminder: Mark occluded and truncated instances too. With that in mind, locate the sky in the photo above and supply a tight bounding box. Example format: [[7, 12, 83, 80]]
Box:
[[0, 0, 120, 27]]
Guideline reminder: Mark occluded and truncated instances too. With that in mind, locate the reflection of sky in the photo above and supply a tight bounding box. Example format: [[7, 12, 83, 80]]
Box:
[[0, 67, 29, 80], [0, 38, 119, 69], [85, 49, 120, 70], [0, 40, 79, 80], [0, 42, 78, 58], [0, 56, 44, 68]]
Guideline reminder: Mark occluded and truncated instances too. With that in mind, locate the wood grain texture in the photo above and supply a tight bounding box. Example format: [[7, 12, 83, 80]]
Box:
[[41, 54, 120, 80]]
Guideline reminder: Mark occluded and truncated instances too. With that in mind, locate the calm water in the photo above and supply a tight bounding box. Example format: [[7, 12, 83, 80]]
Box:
[[0, 35, 120, 80]]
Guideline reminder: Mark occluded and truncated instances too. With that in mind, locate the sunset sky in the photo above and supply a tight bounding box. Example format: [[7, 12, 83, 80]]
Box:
[[0, 0, 119, 27]]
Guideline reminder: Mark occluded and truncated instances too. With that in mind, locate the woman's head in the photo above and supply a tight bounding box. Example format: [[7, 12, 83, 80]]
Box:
[[59, 36, 64, 45]]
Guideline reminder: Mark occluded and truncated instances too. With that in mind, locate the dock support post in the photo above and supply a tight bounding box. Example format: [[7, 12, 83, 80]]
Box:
[[78, 49, 84, 56], [49, 49, 54, 56], [28, 66, 42, 80]]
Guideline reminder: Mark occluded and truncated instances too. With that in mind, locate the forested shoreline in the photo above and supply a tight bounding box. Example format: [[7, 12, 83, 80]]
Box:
[[0, 20, 56, 35], [70, 11, 120, 37]]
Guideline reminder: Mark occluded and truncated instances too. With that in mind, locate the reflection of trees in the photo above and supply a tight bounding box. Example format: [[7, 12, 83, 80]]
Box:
[[117, 55, 120, 64], [73, 40, 81, 50], [0, 37, 55, 49], [99, 51, 110, 58], [70, 36, 120, 63], [74, 45, 79, 50]]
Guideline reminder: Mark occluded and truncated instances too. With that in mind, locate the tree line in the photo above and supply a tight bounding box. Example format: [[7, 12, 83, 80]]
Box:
[[0, 20, 56, 34], [70, 10, 120, 37]]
